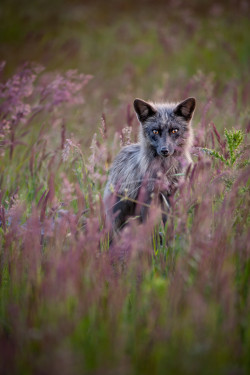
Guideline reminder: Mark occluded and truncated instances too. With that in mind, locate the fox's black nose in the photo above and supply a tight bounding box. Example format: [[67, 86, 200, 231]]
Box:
[[160, 146, 169, 156]]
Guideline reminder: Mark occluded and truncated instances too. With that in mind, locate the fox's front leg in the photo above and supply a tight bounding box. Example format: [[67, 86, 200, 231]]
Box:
[[137, 192, 152, 223], [160, 192, 170, 227]]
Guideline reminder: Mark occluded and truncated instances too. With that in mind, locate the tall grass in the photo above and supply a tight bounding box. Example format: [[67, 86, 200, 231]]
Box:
[[0, 1, 250, 374], [0, 60, 249, 375]]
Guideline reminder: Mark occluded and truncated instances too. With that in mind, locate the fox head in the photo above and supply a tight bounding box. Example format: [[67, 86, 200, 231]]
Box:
[[134, 97, 196, 157]]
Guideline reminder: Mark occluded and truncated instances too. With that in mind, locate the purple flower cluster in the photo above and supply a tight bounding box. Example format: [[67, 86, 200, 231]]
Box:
[[0, 62, 92, 158]]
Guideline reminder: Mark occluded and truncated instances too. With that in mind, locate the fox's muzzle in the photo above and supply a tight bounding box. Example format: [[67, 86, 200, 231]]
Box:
[[160, 146, 169, 157], [159, 144, 174, 157]]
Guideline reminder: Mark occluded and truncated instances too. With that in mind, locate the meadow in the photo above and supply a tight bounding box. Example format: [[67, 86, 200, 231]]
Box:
[[0, 1, 249, 374]]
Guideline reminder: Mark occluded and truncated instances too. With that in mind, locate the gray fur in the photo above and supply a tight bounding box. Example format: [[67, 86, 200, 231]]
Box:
[[104, 97, 196, 232]]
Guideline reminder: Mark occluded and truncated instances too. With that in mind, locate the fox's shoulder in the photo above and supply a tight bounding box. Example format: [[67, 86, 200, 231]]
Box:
[[115, 143, 140, 159], [120, 143, 140, 153]]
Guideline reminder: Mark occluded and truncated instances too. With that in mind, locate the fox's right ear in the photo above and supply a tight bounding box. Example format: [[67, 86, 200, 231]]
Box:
[[174, 97, 196, 121], [134, 99, 157, 122]]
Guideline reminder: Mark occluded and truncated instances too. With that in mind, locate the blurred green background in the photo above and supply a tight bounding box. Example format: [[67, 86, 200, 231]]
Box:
[[1, 0, 249, 141]]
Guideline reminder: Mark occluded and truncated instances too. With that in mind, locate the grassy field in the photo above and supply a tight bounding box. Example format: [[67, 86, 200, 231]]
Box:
[[0, 1, 249, 374]]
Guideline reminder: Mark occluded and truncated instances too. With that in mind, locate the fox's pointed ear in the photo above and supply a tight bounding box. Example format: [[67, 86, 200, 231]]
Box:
[[134, 98, 157, 122], [174, 97, 196, 121]]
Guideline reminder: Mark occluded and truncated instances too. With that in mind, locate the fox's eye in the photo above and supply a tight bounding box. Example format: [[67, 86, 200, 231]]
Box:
[[153, 130, 159, 135], [172, 129, 178, 134]]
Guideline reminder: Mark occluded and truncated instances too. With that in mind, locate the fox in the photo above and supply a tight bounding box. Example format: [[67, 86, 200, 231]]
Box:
[[104, 97, 196, 233]]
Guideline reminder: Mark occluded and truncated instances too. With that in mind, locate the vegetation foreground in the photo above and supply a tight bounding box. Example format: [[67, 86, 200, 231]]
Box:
[[0, 1, 249, 374]]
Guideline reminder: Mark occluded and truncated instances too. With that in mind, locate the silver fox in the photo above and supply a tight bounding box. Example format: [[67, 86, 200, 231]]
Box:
[[104, 97, 196, 232]]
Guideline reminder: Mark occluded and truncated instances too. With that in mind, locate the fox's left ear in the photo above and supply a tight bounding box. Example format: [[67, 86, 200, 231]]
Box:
[[174, 97, 196, 121]]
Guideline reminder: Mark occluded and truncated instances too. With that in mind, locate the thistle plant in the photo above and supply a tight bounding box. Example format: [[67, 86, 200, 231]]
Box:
[[204, 127, 246, 167]]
